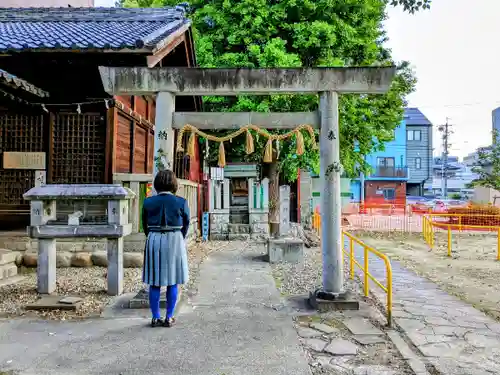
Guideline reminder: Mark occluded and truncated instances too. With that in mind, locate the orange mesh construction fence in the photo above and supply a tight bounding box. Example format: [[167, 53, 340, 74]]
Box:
[[340, 204, 500, 233], [437, 206, 500, 229]]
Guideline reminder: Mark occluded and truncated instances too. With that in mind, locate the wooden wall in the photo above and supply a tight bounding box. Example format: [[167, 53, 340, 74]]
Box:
[[109, 95, 200, 183], [110, 95, 156, 179]]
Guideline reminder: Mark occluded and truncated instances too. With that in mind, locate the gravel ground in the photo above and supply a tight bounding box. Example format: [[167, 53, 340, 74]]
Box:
[[271, 245, 323, 296], [0, 240, 223, 320]]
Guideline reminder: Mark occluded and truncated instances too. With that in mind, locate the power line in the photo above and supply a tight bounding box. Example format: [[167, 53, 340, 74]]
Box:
[[414, 101, 500, 109]]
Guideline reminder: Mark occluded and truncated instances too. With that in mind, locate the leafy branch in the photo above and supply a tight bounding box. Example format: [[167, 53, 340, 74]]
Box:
[[471, 130, 500, 191]]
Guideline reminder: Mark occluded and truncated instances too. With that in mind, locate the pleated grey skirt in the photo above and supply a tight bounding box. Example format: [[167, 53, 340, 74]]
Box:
[[142, 231, 189, 287]]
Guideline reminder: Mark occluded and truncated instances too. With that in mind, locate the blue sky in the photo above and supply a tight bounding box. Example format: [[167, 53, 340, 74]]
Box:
[[95, 0, 497, 158]]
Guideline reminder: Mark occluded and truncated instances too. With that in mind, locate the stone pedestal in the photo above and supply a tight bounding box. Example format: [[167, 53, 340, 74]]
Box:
[[249, 211, 269, 239], [107, 238, 124, 296], [308, 290, 360, 311], [38, 238, 56, 294], [267, 238, 304, 263], [129, 287, 183, 310], [209, 211, 230, 240], [279, 185, 291, 236], [0, 249, 23, 287]]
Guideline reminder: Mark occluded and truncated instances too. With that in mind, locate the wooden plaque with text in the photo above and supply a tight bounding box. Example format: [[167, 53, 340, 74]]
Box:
[[3, 152, 46, 170]]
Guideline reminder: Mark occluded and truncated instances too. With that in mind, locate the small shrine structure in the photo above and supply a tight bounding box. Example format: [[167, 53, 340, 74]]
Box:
[[207, 163, 269, 240]]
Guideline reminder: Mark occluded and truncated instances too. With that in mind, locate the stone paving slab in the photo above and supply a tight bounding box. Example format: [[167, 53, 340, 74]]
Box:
[[352, 243, 500, 374], [344, 318, 383, 336]]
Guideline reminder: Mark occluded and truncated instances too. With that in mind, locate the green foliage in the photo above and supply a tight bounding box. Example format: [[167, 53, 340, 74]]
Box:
[[471, 130, 500, 191], [389, 0, 431, 13], [118, 0, 162, 7], [121, 0, 417, 182]]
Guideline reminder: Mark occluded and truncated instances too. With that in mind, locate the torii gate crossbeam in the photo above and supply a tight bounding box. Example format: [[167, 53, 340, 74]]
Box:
[[99, 66, 396, 301]]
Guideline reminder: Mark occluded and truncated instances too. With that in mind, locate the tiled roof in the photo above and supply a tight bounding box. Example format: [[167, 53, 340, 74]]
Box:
[[404, 107, 432, 126], [0, 6, 190, 52], [0, 68, 48, 97]]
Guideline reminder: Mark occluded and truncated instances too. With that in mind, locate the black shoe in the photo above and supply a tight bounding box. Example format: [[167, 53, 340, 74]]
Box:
[[163, 317, 176, 328], [150, 318, 164, 327]]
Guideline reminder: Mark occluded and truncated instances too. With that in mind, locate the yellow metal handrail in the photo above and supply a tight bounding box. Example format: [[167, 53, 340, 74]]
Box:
[[312, 211, 321, 234], [342, 231, 393, 327], [422, 215, 435, 249]]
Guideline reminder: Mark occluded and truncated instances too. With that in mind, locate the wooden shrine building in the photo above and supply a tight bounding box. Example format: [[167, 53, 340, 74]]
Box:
[[0, 6, 201, 228]]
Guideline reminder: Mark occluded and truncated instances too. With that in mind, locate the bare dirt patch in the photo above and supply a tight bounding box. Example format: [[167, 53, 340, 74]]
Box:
[[354, 231, 500, 320], [0, 240, 222, 320]]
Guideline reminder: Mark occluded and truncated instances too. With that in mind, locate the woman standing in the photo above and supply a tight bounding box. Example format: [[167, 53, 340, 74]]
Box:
[[141, 170, 190, 327]]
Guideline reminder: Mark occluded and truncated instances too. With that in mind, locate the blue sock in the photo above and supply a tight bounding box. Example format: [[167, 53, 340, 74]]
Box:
[[149, 286, 161, 319], [166, 284, 178, 319]]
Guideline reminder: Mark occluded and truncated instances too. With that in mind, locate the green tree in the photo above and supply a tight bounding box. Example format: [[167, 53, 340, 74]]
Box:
[[119, 0, 432, 13], [122, 0, 418, 228], [471, 131, 500, 191]]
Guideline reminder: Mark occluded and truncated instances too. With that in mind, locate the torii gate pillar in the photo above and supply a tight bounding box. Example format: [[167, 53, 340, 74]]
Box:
[[99, 66, 396, 304], [153, 92, 175, 186], [319, 91, 343, 294]]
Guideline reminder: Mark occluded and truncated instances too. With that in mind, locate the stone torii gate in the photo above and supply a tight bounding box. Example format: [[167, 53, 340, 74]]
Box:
[[99, 66, 395, 302]]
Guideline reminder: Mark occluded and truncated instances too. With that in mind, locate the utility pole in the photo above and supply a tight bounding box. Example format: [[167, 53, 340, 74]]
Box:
[[438, 118, 453, 198]]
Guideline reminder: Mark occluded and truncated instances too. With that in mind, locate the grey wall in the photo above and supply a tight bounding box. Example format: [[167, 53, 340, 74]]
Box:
[[407, 125, 432, 184]]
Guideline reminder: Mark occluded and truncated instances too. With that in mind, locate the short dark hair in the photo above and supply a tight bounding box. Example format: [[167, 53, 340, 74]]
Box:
[[153, 170, 178, 194]]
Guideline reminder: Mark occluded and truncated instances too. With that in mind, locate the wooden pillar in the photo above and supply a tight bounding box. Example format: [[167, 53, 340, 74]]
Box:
[[105, 106, 117, 183]]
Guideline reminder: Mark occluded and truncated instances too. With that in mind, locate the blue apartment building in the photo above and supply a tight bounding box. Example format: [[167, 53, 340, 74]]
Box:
[[350, 119, 408, 202]]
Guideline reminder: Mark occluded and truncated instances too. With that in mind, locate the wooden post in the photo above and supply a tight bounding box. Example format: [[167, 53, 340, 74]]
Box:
[[48, 113, 55, 183], [130, 96, 137, 173]]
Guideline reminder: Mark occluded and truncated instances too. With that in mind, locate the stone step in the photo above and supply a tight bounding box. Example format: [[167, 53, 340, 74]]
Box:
[[0, 263, 18, 280], [0, 249, 17, 266], [229, 216, 249, 224], [0, 275, 25, 288], [228, 223, 251, 234]]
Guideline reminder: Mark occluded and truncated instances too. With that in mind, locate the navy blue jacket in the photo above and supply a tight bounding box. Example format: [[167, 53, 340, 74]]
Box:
[[141, 193, 190, 238]]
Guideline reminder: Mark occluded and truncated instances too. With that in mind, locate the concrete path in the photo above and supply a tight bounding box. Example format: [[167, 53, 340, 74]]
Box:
[[353, 244, 500, 375], [0, 242, 311, 375]]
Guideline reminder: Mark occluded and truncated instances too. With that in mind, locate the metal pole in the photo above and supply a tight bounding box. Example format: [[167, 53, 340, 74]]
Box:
[[441, 152, 445, 197], [443, 119, 449, 197], [319, 91, 343, 295], [360, 172, 365, 205]]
